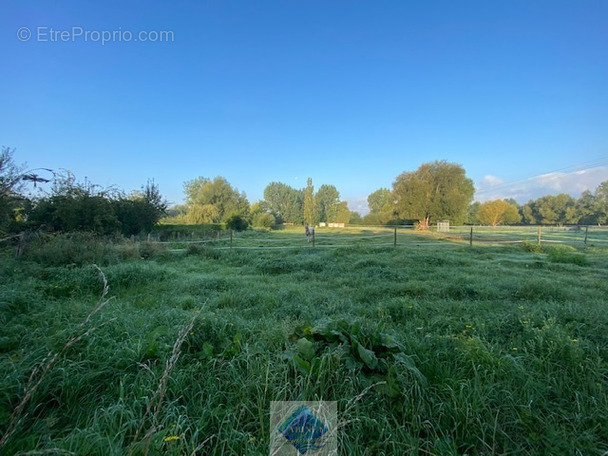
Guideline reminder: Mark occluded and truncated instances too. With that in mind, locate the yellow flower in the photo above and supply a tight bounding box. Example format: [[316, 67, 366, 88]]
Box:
[[164, 435, 180, 443]]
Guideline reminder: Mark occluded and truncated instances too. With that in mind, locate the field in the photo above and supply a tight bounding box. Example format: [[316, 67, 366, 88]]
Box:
[[1, 229, 608, 455]]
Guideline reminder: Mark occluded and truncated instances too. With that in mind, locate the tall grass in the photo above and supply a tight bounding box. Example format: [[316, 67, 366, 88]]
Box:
[[1, 235, 607, 454]]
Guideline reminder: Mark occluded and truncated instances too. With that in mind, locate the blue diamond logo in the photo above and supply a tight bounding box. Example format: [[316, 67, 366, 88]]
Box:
[[277, 405, 328, 454]]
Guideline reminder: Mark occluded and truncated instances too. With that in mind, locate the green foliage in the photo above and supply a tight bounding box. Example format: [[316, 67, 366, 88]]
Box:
[[315, 184, 340, 222], [287, 318, 424, 397], [366, 188, 394, 225], [393, 160, 475, 228], [262, 182, 302, 224], [303, 177, 316, 225], [1, 148, 52, 235], [546, 246, 588, 266], [225, 214, 249, 232], [30, 192, 121, 235], [1, 241, 608, 454], [522, 194, 578, 226], [21, 233, 168, 266], [478, 199, 521, 226], [466, 201, 480, 224], [252, 211, 275, 229], [183, 176, 249, 224], [27, 174, 167, 236]]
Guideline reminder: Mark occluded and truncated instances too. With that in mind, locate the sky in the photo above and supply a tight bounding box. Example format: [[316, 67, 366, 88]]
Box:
[[2, 0, 607, 215]]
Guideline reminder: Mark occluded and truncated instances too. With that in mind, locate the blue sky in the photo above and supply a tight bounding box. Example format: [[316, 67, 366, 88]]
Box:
[[2, 0, 607, 214]]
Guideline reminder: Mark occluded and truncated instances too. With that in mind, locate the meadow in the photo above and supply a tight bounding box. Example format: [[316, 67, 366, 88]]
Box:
[[1, 229, 608, 455]]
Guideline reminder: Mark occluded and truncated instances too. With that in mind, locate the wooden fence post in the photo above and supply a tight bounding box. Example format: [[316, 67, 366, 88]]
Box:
[[312, 230, 315, 247], [470, 227, 473, 247], [230, 230, 233, 249], [537, 226, 542, 246], [394, 227, 397, 247]]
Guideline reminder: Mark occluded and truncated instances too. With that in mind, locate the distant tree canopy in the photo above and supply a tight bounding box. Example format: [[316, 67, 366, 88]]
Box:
[[477, 200, 521, 226], [184, 176, 249, 224], [364, 188, 394, 225], [5, 147, 608, 238], [259, 178, 351, 226], [393, 161, 475, 229], [303, 178, 316, 225], [522, 194, 577, 226], [262, 182, 302, 224]]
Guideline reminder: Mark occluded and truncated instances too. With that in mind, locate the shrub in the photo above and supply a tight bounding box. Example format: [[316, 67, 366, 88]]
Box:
[[225, 214, 249, 232], [521, 241, 543, 253], [252, 212, 275, 229]]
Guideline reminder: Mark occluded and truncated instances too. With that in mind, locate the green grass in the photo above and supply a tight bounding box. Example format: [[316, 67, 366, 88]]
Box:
[[1, 233, 608, 455]]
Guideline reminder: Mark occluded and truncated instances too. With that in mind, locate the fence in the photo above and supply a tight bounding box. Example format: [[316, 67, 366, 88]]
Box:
[[148, 225, 608, 251]]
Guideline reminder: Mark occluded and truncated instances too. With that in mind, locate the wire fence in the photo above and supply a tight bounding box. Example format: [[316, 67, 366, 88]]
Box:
[[149, 225, 608, 252]]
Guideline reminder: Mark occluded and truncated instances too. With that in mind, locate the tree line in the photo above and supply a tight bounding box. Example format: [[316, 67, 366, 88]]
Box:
[[2, 147, 607, 239], [1, 147, 167, 237], [366, 161, 607, 227], [165, 176, 357, 229]]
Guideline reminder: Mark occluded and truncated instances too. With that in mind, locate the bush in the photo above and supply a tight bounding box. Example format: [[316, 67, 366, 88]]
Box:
[[252, 212, 275, 229], [522, 241, 544, 253], [225, 214, 249, 232]]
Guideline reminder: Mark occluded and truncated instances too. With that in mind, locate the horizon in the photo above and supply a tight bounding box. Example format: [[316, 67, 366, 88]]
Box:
[[3, 1, 607, 214]]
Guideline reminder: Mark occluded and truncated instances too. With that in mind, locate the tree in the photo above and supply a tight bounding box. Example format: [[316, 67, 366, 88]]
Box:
[[593, 181, 608, 225], [252, 212, 275, 229], [0, 147, 50, 233], [184, 176, 249, 224], [262, 182, 302, 223], [575, 190, 597, 225], [367, 188, 394, 224], [113, 180, 169, 235], [536, 194, 577, 225], [466, 201, 481, 225], [521, 201, 537, 225], [349, 211, 362, 225], [477, 200, 521, 226], [316, 184, 341, 222], [303, 177, 316, 225], [392, 161, 474, 229], [225, 214, 249, 232], [334, 201, 351, 224]]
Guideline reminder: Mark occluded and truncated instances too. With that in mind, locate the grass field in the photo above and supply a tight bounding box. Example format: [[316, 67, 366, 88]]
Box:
[[1, 231, 608, 455]]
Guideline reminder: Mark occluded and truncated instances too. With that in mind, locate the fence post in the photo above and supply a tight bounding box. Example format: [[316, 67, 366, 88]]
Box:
[[394, 227, 397, 247], [312, 230, 315, 247], [537, 226, 542, 246], [584, 226, 589, 245], [470, 227, 473, 247], [230, 229, 233, 249]]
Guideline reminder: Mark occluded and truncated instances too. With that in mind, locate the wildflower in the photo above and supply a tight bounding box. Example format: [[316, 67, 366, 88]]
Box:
[[164, 435, 180, 443]]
